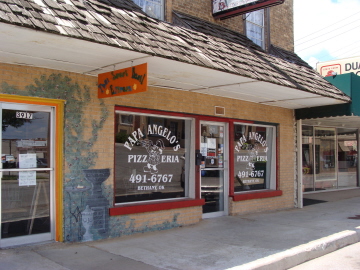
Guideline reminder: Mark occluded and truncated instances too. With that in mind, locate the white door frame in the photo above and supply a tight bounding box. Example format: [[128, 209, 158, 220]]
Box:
[[200, 120, 229, 218], [0, 102, 55, 248]]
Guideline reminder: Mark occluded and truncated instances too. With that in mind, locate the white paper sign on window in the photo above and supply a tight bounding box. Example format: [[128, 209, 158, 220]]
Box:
[[19, 171, 36, 186], [19, 153, 37, 169], [207, 138, 217, 149], [200, 143, 207, 157]]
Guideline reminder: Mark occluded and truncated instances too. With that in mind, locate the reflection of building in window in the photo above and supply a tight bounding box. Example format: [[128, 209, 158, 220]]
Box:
[[245, 9, 265, 49], [233, 123, 275, 192], [120, 114, 133, 125], [132, 0, 164, 20], [302, 126, 358, 192], [114, 111, 192, 204], [1, 139, 48, 168]]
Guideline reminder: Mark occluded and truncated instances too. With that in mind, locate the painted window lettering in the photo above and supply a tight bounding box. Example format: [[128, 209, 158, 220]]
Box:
[[115, 112, 190, 203], [129, 174, 173, 183], [237, 155, 249, 162], [233, 124, 274, 192], [237, 170, 264, 178], [141, 139, 164, 174], [128, 155, 148, 163], [127, 155, 180, 163], [124, 124, 180, 151]]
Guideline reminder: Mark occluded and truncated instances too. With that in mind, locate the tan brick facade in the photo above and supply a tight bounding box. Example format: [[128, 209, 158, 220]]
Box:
[[168, 0, 245, 33], [167, 0, 294, 52], [125, 206, 202, 229], [0, 63, 295, 236], [270, 0, 294, 51]]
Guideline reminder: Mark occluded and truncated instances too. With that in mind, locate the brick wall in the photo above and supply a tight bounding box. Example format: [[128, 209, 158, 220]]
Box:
[[270, 0, 294, 51], [0, 63, 295, 239], [167, 0, 294, 52], [167, 0, 244, 32]]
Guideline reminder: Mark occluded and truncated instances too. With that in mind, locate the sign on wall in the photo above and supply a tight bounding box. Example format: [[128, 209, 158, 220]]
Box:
[[98, 63, 147, 98], [212, 0, 285, 19], [317, 57, 360, 77]]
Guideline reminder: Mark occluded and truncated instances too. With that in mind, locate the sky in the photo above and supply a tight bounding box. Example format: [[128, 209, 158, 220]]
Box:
[[294, 0, 360, 69]]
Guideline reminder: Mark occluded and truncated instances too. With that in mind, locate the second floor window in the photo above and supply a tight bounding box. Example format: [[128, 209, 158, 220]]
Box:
[[132, 0, 164, 20], [245, 9, 265, 49]]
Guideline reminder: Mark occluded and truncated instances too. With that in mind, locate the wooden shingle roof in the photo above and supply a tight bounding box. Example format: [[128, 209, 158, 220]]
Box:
[[0, 0, 351, 102]]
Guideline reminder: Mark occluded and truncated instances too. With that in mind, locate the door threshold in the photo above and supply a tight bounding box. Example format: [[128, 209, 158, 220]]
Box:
[[202, 212, 226, 219]]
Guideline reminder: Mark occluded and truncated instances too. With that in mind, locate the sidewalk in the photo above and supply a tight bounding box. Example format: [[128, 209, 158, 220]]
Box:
[[1, 190, 360, 270]]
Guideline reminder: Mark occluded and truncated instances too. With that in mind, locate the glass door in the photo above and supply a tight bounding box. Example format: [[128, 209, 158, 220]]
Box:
[[0, 103, 54, 248], [200, 121, 228, 218]]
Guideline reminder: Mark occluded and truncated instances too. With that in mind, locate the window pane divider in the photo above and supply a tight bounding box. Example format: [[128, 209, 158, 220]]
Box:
[[0, 168, 53, 172]]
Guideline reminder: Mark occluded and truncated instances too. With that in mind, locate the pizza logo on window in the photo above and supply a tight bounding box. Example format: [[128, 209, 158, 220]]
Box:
[[140, 139, 165, 174]]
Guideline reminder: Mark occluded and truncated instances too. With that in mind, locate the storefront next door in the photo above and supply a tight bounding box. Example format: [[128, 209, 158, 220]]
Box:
[[0, 103, 54, 248], [200, 121, 228, 218], [301, 125, 358, 192]]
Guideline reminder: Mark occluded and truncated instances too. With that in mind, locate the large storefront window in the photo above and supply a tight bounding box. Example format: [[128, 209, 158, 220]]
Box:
[[302, 126, 359, 192], [114, 111, 192, 203], [233, 123, 275, 192]]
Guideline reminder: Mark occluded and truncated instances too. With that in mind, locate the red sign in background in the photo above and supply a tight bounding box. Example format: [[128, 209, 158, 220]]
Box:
[[98, 63, 147, 98]]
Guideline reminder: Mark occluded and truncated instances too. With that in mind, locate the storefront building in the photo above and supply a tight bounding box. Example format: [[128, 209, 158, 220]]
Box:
[[296, 73, 360, 207], [0, 0, 350, 247]]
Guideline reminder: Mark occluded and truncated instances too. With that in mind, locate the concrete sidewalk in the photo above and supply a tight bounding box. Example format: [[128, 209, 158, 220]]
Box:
[[1, 190, 360, 270]]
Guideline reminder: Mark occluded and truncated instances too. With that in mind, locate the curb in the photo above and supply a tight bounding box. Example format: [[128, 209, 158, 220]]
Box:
[[228, 228, 360, 270]]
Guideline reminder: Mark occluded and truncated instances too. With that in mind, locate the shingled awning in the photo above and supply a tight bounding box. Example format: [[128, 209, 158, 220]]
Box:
[[0, 0, 351, 108]]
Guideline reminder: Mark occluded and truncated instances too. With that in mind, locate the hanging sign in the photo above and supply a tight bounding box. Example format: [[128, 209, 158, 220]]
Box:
[[212, 0, 285, 19], [98, 63, 147, 98]]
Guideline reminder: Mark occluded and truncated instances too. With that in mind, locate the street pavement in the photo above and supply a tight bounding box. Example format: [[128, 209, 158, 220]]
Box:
[[1, 189, 360, 270]]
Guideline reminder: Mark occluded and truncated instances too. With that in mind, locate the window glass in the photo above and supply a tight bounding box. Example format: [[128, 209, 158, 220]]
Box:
[[302, 125, 314, 192], [114, 112, 191, 203], [337, 128, 357, 189], [314, 127, 337, 190], [246, 9, 265, 48], [233, 124, 275, 192], [132, 0, 164, 20]]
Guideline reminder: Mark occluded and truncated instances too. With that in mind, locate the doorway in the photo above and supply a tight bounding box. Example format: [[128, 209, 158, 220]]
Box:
[[0, 103, 55, 248], [200, 121, 228, 218]]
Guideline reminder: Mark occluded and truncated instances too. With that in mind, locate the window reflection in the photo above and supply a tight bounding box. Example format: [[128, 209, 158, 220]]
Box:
[[114, 113, 191, 203], [302, 126, 314, 192], [132, 0, 164, 20], [314, 127, 337, 190], [1, 110, 50, 169], [302, 126, 358, 192], [246, 9, 265, 48], [338, 128, 357, 189], [233, 124, 274, 192]]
